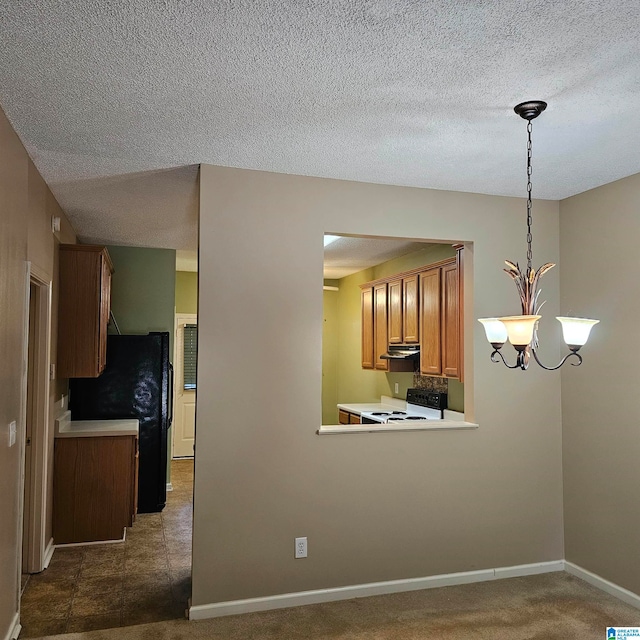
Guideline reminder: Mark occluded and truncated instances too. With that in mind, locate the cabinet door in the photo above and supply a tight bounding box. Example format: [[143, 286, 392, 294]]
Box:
[[374, 283, 389, 370], [361, 287, 374, 369], [442, 262, 460, 378], [58, 245, 113, 378], [419, 268, 441, 375], [98, 255, 112, 374], [403, 274, 419, 344], [53, 435, 136, 544], [339, 410, 350, 425], [388, 280, 403, 344], [456, 246, 464, 383], [349, 413, 361, 424]]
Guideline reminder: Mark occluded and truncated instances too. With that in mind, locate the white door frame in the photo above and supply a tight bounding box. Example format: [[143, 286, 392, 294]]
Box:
[[18, 263, 54, 582], [172, 313, 197, 458]]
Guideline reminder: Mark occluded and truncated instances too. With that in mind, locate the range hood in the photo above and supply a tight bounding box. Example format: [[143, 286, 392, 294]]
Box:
[[380, 345, 420, 360]]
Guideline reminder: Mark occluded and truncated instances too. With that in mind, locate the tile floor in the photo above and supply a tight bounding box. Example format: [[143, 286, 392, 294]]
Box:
[[19, 459, 193, 638]]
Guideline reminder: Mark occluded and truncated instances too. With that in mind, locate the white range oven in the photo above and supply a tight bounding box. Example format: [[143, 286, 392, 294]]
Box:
[[360, 389, 447, 424]]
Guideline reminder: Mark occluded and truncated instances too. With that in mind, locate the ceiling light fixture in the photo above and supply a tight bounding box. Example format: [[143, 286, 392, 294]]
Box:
[[478, 101, 599, 371]]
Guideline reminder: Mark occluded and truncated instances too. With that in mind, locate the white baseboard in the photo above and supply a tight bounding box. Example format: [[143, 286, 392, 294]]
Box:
[[565, 561, 640, 610], [3, 612, 21, 640], [43, 537, 55, 569], [55, 528, 126, 548], [188, 560, 563, 620], [494, 560, 564, 579]]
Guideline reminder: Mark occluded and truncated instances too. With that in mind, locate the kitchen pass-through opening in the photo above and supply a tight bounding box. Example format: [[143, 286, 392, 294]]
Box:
[[322, 234, 469, 428]]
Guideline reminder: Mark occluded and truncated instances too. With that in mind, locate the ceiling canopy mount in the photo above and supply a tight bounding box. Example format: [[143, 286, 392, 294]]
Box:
[[513, 100, 547, 121]]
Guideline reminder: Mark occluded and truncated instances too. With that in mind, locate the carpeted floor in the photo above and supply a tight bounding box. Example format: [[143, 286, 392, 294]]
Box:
[[29, 571, 640, 640]]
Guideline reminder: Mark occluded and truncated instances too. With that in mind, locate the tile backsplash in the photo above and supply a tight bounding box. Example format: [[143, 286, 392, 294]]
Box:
[[411, 374, 464, 412], [412, 373, 448, 393]]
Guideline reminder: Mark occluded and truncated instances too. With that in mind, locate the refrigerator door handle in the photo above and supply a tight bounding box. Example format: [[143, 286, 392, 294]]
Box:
[[168, 363, 174, 428]]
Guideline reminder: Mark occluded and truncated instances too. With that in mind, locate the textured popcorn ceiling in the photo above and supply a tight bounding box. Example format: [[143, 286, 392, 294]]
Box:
[[1, 1, 640, 250], [324, 237, 426, 279]]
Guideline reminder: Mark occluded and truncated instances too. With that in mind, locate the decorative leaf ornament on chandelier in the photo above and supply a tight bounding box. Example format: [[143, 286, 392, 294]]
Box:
[[478, 101, 599, 371]]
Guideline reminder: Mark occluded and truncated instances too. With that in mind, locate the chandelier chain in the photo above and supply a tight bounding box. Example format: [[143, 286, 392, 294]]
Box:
[[526, 120, 533, 275]]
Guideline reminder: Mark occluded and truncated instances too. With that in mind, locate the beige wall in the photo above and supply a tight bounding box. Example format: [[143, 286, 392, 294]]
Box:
[[560, 172, 640, 595], [0, 106, 75, 638], [193, 164, 564, 607]]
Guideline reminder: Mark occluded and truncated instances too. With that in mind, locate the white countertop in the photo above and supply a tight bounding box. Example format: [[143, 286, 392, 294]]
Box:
[[318, 420, 478, 435], [337, 396, 407, 416], [337, 402, 402, 415], [327, 396, 476, 434], [55, 410, 139, 438]]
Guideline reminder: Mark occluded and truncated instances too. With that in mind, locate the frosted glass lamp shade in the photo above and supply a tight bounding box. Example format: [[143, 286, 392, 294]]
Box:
[[556, 317, 599, 347], [478, 318, 508, 345], [498, 315, 541, 347]]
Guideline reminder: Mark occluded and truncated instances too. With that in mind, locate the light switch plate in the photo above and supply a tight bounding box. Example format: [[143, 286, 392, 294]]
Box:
[[8, 421, 16, 447]]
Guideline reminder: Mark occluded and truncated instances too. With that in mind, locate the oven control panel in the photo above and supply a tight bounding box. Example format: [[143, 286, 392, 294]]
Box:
[[406, 389, 448, 410]]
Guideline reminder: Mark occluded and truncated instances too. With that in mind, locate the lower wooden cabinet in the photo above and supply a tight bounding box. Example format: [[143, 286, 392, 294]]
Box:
[[338, 410, 361, 425], [53, 435, 138, 544]]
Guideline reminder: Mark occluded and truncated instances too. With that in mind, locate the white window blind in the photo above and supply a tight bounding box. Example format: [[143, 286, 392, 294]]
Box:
[[183, 324, 197, 390]]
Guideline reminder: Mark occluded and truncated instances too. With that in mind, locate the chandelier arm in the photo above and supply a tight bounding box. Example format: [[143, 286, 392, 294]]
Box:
[[530, 347, 583, 371], [490, 349, 523, 369]]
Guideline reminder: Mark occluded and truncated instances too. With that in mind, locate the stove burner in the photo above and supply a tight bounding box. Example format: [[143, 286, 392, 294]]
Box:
[[370, 412, 391, 416], [387, 417, 405, 421], [405, 416, 427, 420], [391, 411, 406, 415]]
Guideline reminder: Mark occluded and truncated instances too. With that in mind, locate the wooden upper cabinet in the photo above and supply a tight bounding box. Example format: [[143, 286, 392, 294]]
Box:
[[419, 268, 442, 375], [373, 283, 389, 370], [403, 274, 419, 344], [455, 245, 464, 383], [58, 244, 114, 378], [388, 279, 403, 344], [361, 286, 374, 369], [441, 261, 460, 378], [359, 249, 463, 378]]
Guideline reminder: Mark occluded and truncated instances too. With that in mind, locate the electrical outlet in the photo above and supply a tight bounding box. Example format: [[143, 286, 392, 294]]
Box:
[[295, 537, 307, 559], [394, 383, 399, 394], [8, 421, 16, 447]]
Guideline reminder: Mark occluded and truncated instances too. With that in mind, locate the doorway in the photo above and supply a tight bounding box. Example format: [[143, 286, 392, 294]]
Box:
[[21, 268, 53, 579], [172, 314, 197, 459]]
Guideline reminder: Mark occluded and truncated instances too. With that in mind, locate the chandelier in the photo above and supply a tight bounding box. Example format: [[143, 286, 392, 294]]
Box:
[[478, 100, 599, 371]]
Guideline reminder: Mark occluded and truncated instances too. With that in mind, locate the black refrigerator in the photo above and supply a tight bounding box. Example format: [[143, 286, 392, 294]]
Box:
[[69, 332, 173, 513]]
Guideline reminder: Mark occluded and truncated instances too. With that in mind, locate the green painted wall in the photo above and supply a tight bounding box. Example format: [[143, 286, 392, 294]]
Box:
[[107, 245, 177, 357], [369, 243, 456, 280], [322, 289, 339, 425], [107, 245, 177, 480], [322, 243, 465, 423], [334, 267, 379, 413], [176, 271, 198, 314]]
